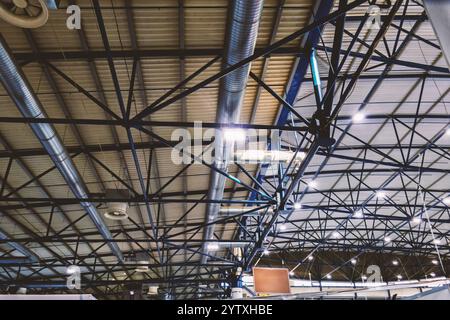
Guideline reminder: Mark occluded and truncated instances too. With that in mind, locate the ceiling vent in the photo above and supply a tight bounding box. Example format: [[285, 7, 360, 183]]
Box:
[[147, 286, 158, 296], [129, 252, 150, 273], [104, 189, 130, 221], [0, 0, 49, 28], [135, 260, 149, 273]]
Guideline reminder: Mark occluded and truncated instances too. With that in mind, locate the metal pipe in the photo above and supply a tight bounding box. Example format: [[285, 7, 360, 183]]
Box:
[[45, 0, 60, 9], [0, 229, 39, 264], [202, 0, 264, 263], [246, 0, 334, 212], [0, 258, 36, 264], [310, 49, 323, 105], [0, 35, 124, 262]]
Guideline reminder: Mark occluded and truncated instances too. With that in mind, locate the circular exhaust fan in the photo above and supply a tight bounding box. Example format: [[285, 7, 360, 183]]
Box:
[[104, 202, 129, 221], [134, 260, 149, 273], [0, 0, 49, 28]]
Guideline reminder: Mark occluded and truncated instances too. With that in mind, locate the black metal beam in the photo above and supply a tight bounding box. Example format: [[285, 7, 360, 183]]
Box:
[[130, 0, 368, 121], [0, 116, 308, 132]]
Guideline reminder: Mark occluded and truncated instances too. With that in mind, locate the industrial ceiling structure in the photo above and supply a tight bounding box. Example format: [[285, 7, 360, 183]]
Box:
[[0, 0, 449, 300]]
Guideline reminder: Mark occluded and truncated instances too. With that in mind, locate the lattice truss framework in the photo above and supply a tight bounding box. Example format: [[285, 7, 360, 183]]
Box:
[[0, 0, 448, 299]]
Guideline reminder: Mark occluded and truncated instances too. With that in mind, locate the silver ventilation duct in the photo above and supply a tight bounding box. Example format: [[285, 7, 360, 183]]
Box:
[[0, 34, 124, 262], [202, 0, 264, 263], [0, 228, 39, 264]]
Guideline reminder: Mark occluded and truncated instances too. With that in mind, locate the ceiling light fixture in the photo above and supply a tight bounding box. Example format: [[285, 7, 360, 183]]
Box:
[[443, 197, 450, 206], [353, 210, 364, 219], [430, 272, 436, 278], [351, 259, 357, 265], [376, 191, 386, 199], [308, 180, 318, 189], [326, 274, 332, 280], [207, 243, 220, 251], [392, 260, 399, 266], [384, 236, 392, 243], [432, 259, 439, 265], [352, 112, 366, 122], [411, 216, 422, 224], [293, 202, 302, 210], [308, 255, 314, 261], [396, 275, 403, 280]]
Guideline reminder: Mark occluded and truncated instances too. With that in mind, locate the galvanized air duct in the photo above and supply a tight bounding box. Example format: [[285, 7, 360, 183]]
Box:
[[202, 0, 264, 263], [0, 228, 39, 264], [0, 34, 124, 262]]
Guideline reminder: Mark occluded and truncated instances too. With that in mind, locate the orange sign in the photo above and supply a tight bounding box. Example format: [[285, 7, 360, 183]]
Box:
[[253, 267, 291, 294]]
